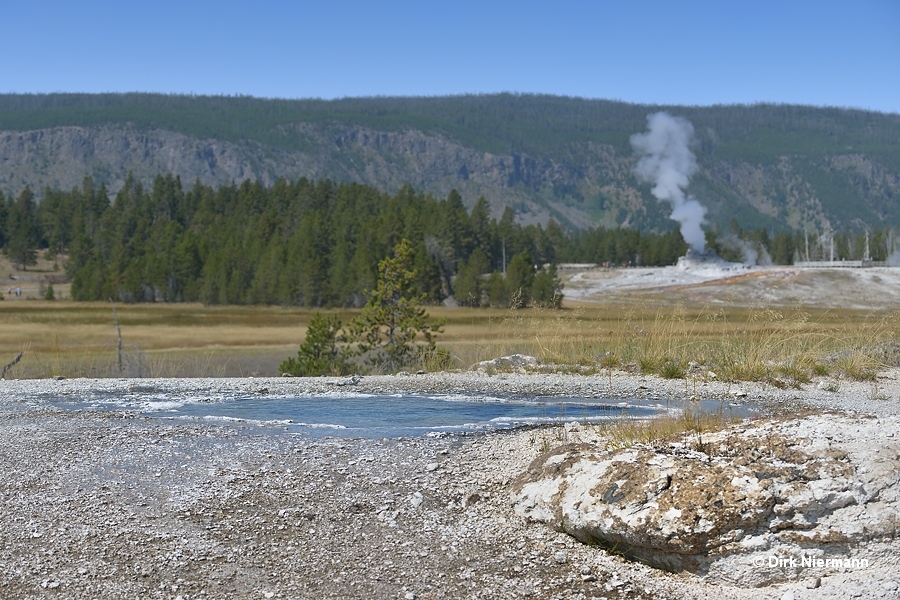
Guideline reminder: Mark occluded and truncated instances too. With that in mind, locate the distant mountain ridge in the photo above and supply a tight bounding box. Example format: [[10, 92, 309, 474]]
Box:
[[1, 93, 899, 233]]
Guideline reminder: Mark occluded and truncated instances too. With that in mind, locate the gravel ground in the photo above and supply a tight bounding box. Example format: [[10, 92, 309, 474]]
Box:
[[1, 370, 899, 599]]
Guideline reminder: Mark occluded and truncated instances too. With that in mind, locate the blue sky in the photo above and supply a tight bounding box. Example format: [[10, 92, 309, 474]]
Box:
[[4, 1, 899, 113]]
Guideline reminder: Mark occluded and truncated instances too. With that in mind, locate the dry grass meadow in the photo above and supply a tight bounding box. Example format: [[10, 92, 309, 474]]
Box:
[[1, 253, 899, 380]]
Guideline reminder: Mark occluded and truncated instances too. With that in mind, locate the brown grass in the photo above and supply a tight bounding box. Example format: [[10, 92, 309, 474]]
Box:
[[0, 301, 342, 377], [438, 301, 899, 384], [594, 404, 743, 452], [1, 253, 898, 379], [2, 300, 897, 379]]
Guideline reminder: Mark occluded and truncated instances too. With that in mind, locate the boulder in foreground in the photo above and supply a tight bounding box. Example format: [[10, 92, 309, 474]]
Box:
[[511, 413, 900, 586]]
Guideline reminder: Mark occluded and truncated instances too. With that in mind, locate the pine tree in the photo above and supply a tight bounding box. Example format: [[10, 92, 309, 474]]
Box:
[[0, 192, 7, 249], [348, 239, 443, 372], [506, 251, 535, 308], [531, 264, 563, 308], [485, 271, 509, 307], [279, 312, 351, 376], [469, 196, 493, 260], [5, 187, 39, 270], [38, 188, 72, 257], [454, 248, 490, 307]]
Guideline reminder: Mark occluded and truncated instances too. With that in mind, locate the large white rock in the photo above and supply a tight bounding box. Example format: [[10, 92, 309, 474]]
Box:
[[511, 414, 900, 586]]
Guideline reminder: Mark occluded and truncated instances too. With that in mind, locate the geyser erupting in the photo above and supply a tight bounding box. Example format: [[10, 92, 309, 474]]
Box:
[[630, 112, 707, 253]]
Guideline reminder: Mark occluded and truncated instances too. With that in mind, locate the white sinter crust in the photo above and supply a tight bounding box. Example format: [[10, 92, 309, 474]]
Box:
[[1, 370, 898, 599]]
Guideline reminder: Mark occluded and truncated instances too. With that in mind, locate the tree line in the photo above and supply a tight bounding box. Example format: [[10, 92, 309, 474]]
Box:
[[2, 175, 894, 308], [0, 175, 687, 307]]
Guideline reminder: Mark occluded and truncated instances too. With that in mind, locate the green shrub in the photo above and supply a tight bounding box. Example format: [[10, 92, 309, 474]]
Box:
[[280, 312, 352, 376]]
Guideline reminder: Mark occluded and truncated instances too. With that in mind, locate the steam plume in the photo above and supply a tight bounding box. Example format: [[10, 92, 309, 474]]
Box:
[[631, 112, 707, 252]]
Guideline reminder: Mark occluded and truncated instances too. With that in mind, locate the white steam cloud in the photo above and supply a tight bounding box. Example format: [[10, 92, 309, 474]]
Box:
[[631, 112, 707, 252], [889, 250, 900, 267]]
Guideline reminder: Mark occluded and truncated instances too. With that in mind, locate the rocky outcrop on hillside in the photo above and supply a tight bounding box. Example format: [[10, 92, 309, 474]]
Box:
[[289, 123, 607, 227], [0, 126, 281, 193], [0, 124, 594, 225], [0, 122, 642, 227], [511, 413, 900, 587], [2, 118, 899, 232]]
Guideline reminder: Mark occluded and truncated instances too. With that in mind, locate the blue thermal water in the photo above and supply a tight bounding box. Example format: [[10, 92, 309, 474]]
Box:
[[37, 390, 751, 438]]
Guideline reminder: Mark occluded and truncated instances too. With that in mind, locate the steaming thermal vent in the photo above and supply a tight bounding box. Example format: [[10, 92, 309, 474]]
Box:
[[630, 112, 707, 253]]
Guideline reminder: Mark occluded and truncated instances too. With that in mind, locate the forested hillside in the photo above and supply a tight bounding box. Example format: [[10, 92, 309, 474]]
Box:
[[2, 93, 899, 235]]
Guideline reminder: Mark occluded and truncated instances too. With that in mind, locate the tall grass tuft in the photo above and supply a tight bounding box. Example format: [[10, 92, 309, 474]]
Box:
[[440, 301, 899, 384], [595, 402, 744, 452]]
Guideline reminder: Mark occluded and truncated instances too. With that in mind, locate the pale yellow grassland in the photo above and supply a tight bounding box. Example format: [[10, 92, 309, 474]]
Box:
[[1, 251, 898, 379]]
